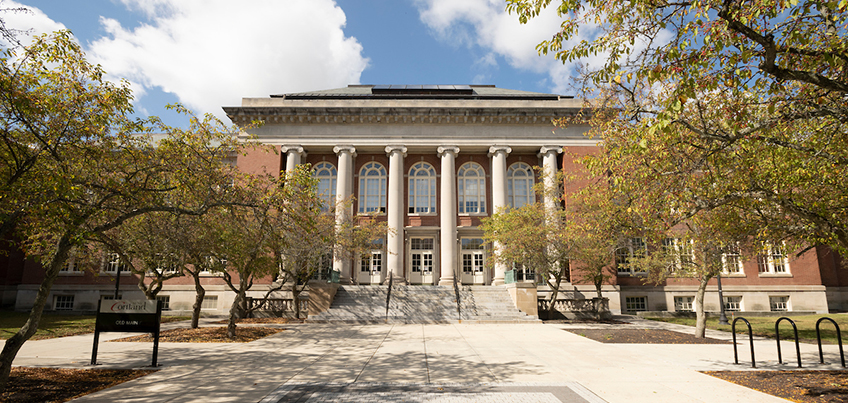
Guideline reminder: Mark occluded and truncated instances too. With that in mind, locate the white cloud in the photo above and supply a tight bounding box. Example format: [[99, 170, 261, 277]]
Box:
[[87, 0, 368, 119], [0, 1, 67, 47], [414, 0, 604, 95]]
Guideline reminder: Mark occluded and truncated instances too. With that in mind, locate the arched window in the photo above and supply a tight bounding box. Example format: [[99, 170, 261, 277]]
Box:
[[313, 162, 337, 210], [358, 162, 387, 213], [408, 162, 436, 214], [507, 162, 534, 209], [458, 162, 486, 214]]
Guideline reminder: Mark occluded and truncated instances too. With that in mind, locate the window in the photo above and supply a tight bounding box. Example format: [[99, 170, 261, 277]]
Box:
[[314, 162, 337, 210], [408, 162, 437, 214], [662, 238, 694, 272], [60, 251, 82, 274], [202, 295, 218, 310], [461, 238, 485, 274], [458, 162, 486, 214], [770, 296, 789, 312], [410, 238, 434, 273], [512, 262, 536, 282], [361, 239, 383, 273], [507, 162, 534, 209], [674, 296, 694, 312], [155, 253, 180, 274], [723, 296, 742, 312], [358, 162, 387, 214], [157, 295, 171, 311], [311, 253, 333, 280], [722, 245, 744, 274], [54, 295, 74, 310], [625, 296, 647, 312], [103, 252, 128, 274], [616, 238, 647, 275], [757, 243, 790, 274]]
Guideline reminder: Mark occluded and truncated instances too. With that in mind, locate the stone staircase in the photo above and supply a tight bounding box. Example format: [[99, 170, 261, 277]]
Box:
[[308, 285, 539, 324]]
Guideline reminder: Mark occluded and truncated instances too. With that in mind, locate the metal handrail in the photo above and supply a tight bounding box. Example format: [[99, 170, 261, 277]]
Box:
[[732, 317, 756, 368], [775, 317, 802, 368], [816, 317, 846, 367], [385, 274, 393, 322]]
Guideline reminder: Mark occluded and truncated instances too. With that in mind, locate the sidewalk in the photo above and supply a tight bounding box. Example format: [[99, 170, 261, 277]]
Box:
[[12, 317, 844, 402]]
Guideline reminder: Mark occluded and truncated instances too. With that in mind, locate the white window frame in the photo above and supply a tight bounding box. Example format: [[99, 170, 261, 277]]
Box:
[[358, 162, 387, 214], [616, 238, 647, 275], [156, 295, 171, 311], [674, 296, 694, 312], [408, 162, 437, 214], [507, 162, 534, 209], [757, 243, 790, 275], [458, 162, 486, 214], [60, 250, 83, 276], [202, 295, 218, 310], [721, 245, 745, 275], [769, 296, 789, 312], [314, 161, 338, 211], [662, 237, 695, 273], [461, 238, 485, 274], [723, 296, 742, 312], [102, 252, 130, 275], [54, 295, 74, 310], [625, 296, 647, 312]]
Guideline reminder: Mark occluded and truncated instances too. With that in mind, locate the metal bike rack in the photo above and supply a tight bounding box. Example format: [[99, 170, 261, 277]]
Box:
[[816, 317, 846, 367], [732, 317, 756, 368], [775, 317, 802, 368]]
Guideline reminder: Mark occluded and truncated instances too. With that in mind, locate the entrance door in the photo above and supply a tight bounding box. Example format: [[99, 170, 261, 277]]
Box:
[[460, 238, 486, 285], [358, 250, 383, 284], [409, 237, 435, 284]]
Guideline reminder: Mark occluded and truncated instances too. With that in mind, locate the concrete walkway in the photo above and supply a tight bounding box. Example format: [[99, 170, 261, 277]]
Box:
[[11, 317, 846, 402]]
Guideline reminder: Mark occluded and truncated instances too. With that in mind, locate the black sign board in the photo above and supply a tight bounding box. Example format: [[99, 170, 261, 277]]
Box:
[[91, 299, 162, 367]]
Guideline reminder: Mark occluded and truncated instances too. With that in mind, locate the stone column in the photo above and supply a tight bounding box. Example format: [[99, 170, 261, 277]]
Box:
[[438, 146, 459, 286], [385, 145, 407, 283], [539, 146, 563, 217], [333, 145, 356, 284], [489, 145, 511, 286], [281, 145, 304, 174]]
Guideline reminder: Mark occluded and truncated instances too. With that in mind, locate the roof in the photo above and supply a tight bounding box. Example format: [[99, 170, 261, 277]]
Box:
[[269, 85, 568, 101]]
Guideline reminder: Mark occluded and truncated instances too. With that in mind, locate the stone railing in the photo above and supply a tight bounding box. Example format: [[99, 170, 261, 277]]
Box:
[[537, 298, 611, 320], [245, 297, 309, 318]]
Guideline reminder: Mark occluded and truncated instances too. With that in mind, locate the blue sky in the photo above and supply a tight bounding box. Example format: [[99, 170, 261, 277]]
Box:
[[4, 0, 587, 127]]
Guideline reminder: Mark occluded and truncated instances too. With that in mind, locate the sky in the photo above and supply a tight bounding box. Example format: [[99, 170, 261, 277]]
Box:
[[2, 0, 595, 127]]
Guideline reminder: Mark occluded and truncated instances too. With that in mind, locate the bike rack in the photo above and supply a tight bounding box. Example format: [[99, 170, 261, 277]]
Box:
[[775, 317, 802, 368], [816, 317, 846, 367], [732, 317, 756, 368]]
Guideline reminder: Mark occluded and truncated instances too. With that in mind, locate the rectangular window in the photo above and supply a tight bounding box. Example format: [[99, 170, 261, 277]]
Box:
[[674, 296, 694, 312], [202, 295, 218, 310], [617, 238, 646, 275], [54, 295, 74, 310], [663, 238, 694, 272], [757, 243, 790, 275], [157, 295, 171, 311], [722, 245, 743, 274], [723, 296, 742, 312], [412, 254, 422, 272], [770, 296, 789, 312], [103, 252, 128, 274], [625, 296, 647, 312]]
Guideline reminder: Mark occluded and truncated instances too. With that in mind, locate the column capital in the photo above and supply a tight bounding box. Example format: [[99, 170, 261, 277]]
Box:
[[488, 145, 512, 157], [281, 144, 305, 155], [539, 146, 563, 157], [333, 145, 356, 157], [385, 145, 407, 157], [437, 146, 460, 157]]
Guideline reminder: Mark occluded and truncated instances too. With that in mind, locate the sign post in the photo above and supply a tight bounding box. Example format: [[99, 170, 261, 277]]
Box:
[[91, 298, 162, 367]]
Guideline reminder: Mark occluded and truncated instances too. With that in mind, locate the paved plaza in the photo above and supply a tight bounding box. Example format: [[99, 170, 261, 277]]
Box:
[[12, 317, 846, 402]]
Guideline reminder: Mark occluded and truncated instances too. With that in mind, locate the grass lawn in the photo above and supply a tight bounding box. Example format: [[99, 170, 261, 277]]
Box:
[[0, 312, 190, 341], [646, 314, 848, 344]]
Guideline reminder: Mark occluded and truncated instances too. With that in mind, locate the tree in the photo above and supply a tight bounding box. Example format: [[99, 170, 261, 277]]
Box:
[[508, 0, 848, 255], [481, 198, 574, 319], [0, 32, 244, 391]]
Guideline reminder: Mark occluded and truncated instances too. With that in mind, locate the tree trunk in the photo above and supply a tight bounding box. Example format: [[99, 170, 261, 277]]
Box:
[[190, 273, 205, 329], [227, 289, 244, 339], [0, 233, 73, 393], [694, 275, 711, 338], [594, 277, 603, 299], [292, 286, 301, 319]]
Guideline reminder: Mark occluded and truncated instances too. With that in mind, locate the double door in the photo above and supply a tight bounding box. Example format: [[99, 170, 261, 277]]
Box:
[[460, 238, 486, 285], [408, 237, 435, 284]]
